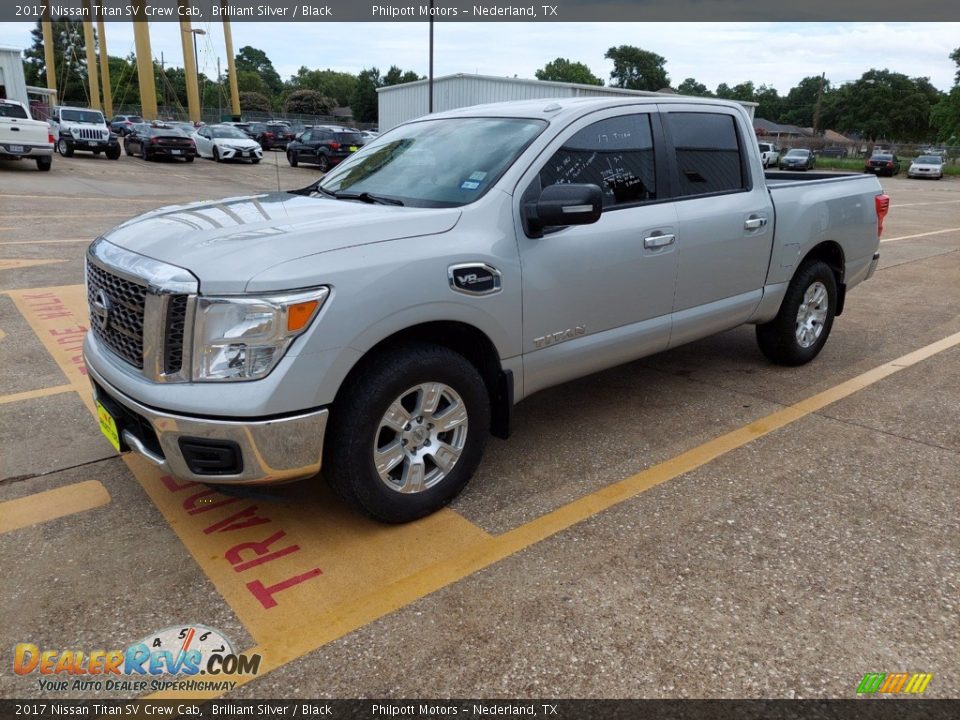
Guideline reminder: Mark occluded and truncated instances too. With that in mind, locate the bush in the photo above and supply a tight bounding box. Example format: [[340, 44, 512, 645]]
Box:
[[239, 91, 273, 113], [283, 89, 336, 116]]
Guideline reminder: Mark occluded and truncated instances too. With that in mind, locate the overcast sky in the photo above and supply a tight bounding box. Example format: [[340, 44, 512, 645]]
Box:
[[1, 22, 957, 94]]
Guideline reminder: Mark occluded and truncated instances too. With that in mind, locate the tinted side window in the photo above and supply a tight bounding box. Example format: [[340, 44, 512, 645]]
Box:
[[666, 113, 745, 197], [539, 114, 656, 209]]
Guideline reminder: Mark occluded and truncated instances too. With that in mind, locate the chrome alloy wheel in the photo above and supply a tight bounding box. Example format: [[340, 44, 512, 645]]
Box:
[[795, 281, 829, 348], [374, 382, 469, 494]]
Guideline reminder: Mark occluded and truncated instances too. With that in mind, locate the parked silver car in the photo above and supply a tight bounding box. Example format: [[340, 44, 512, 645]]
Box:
[[907, 155, 944, 180]]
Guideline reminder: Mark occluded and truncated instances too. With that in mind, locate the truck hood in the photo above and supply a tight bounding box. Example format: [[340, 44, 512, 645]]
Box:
[[101, 192, 461, 292]]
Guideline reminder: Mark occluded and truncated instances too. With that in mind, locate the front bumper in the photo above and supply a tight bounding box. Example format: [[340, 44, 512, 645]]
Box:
[[219, 146, 262, 160], [64, 135, 119, 151], [85, 359, 328, 485]]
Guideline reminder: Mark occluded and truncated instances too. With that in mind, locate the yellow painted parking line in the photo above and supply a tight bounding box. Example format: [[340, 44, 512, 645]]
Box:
[[0, 259, 68, 271], [0, 384, 74, 406], [881, 227, 960, 243], [148, 326, 960, 700], [0, 480, 110, 534], [11, 283, 960, 701]]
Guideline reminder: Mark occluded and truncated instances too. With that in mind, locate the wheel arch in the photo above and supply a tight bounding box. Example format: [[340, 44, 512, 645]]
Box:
[[332, 320, 513, 439], [800, 240, 846, 315]]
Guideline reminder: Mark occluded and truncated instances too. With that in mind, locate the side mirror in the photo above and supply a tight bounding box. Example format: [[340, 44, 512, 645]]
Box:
[[527, 183, 603, 237]]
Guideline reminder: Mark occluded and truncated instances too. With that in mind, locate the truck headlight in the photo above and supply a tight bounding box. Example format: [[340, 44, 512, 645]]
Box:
[[192, 288, 329, 381]]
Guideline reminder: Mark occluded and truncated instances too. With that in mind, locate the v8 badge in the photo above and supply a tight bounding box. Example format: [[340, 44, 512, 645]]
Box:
[[448, 263, 502, 296]]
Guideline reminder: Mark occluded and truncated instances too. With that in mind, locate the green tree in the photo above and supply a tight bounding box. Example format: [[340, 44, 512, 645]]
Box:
[[283, 89, 336, 115], [382, 65, 422, 86], [753, 85, 783, 122], [932, 47, 960, 143], [350, 67, 381, 123], [287, 67, 357, 107], [22, 19, 89, 104], [535, 58, 602, 85], [604, 45, 669, 91], [238, 91, 272, 113], [830, 70, 941, 142], [234, 46, 282, 96], [714, 83, 734, 99], [780, 75, 830, 128], [676, 78, 710, 96]]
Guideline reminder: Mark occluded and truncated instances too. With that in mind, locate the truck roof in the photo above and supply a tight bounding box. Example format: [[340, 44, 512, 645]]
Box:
[[425, 95, 750, 124]]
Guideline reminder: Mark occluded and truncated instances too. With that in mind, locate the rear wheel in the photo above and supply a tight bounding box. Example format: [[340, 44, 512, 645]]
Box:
[[184, 155, 194, 163], [36, 156, 52, 171], [287, 151, 298, 167], [317, 154, 329, 173], [325, 344, 490, 523], [756, 260, 837, 366]]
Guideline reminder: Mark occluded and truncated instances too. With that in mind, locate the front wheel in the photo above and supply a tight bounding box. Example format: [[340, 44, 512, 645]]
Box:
[[287, 151, 298, 167], [106, 147, 120, 160], [58, 138, 73, 157], [213, 146, 221, 162], [325, 344, 491, 523], [317, 154, 329, 173], [756, 260, 837, 366], [251, 157, 260, 164]]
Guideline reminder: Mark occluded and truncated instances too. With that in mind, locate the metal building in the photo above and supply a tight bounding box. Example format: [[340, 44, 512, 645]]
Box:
[[377, 73, 757, 131], [0, 46, 28, 105]]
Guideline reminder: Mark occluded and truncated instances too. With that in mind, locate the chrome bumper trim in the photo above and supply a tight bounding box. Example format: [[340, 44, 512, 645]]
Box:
[[86, 361, 328, 485]]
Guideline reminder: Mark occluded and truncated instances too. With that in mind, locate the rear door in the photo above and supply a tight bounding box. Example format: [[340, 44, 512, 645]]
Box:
[[660, 106, 774, 347], [514, 108, 679, 396]]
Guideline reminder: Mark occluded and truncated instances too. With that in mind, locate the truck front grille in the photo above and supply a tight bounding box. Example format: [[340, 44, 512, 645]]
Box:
[[86, 261, 147, 369], [164, 295, 188, 374], [77, 128, 106, 141]]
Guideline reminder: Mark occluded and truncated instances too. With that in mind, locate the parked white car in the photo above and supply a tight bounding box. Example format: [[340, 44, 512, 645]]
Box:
[[191, 124, 263, 163], [758, 142, 780, 169], [907, 155, 944, 180]]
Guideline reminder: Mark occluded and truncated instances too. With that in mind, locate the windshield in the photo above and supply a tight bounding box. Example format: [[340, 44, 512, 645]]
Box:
[[319, 117, 546, 207], [785, 149, 807, 157], [61, 109, 104, 124], [210, 126, 249, 139], [872, 154, 892, 160], [915, 155, 941, 164], [0, 102, 28, 119]]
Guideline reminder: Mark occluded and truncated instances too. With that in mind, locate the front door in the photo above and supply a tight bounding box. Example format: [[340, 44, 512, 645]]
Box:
[[515, 110, 679, 397]]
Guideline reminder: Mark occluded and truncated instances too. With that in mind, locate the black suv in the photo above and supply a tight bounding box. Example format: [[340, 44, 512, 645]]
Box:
[[286, 128, 364, 171]]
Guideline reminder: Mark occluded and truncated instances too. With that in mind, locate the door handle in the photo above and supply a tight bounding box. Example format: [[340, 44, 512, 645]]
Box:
[[744, 216, 768, 230], [643, 233, 676, 249]]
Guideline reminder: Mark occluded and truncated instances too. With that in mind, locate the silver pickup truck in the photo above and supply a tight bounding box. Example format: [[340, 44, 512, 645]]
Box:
[[83, 97, 889, 522]]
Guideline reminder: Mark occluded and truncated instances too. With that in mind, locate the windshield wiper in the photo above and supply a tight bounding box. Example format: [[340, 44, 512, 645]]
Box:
[[333, 191, 404, 206]]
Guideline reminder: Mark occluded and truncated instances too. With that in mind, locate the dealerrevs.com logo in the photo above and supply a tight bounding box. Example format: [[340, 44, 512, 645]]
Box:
[[857, 672, 933, 695], [14, 625, 262, 693]]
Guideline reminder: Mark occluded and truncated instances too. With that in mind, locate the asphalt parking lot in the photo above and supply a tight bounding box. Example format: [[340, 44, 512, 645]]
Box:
[[0, 150, 958, 700]]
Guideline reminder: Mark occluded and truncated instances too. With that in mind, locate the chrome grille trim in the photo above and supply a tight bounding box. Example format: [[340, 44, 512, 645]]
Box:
[[86, 238, 199, 382]]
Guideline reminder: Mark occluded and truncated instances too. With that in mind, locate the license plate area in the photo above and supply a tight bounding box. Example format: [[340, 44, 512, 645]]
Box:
[[96, 400, 122, 452], [8, 144, 25, 153]]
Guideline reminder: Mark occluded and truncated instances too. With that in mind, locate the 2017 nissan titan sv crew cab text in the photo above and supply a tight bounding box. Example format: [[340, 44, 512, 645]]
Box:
[[83, 97, 889, 523]]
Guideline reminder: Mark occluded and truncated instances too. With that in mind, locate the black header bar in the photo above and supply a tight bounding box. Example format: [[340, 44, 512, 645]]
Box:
[[4, 0, 959, 23]]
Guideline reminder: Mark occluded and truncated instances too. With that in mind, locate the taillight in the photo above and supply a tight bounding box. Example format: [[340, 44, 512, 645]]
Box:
[[149, 137, 159, 144], [886, 161, 893, 168], [875, 194, 890, 237], [47, 132, 54, 144], [329, 142, 340, 150], [265, 131, 274, 138]]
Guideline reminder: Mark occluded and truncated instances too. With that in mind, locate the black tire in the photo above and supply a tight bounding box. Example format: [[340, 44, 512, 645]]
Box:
[[58, 138, 73, 157], [317, 154, 330, 173], [325, 343, 491, 523], [287, 151, 298, 167], [106, 147, 120, 160], [251, 157, 260, 164], [213, 146, 221, 163], [756, 259, 838, 366], [36, 156, 52, 171], [184, 155, 194, 163], [124, 142, 132, 156], [140, 145, 149, 161]]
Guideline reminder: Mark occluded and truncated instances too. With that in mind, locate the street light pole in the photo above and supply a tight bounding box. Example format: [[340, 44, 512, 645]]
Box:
[[428, 0, 434, 113]]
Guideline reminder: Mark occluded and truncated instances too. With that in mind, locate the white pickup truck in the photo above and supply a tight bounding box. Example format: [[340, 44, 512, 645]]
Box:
[[83, 97, 889, 522], [0, 99, 53, 171]]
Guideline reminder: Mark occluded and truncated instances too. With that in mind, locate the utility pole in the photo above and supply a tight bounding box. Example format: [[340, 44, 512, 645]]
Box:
[[160, 51, 166, 113], [217, 56, 222, 121], [812, 71, 825, 137]]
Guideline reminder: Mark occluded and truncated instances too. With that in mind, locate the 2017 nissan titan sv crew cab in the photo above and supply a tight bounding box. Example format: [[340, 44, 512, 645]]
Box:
[[83, 97, 889, 523]]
